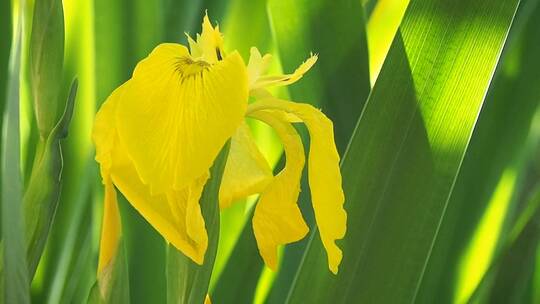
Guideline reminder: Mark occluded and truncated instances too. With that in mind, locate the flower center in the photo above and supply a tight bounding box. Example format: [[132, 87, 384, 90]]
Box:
[[174, 56, 211, 78]]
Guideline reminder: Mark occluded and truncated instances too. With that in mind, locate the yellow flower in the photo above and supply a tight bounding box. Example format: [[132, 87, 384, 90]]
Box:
[[93, 13, 346, 275]]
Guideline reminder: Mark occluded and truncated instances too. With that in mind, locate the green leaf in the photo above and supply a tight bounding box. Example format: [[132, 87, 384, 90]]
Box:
[[120, 191, 167, 303], [485, 212, 540, 303], [480, 187, 540, 303], [23, 79, 77, 277], [286, 0, 520, 302], [221, 0, 272, 59], [94, 0, 131, 103], [463, 173, 540, 304], [1, 6, 30, 302], [30, 0, 65, 137], [43, 159, 96, 303], [211, 209, 263, 303], [162, 1, 203, 43], [416, 0, 540, 302], [166, 143, 229, 304], [162, 0, 232, 44]]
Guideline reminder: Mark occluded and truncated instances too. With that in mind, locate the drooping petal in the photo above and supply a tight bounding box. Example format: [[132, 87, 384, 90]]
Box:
[[110, 138, 209, 264], [115, 43, 248, 195], [247, 110, 309, 270], [93, 82, 128, 175], [93, 79, 210, 264], [170, 172, 210, 252], [97, 176, 122, 275], [93, 83, 125, 275], [247, 98, 346, 274], [251, 54, 317, 90], [220, 122, 273, 209]]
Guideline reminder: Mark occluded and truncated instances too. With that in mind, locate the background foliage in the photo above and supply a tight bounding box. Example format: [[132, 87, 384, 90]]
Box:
[[1, 0, 539, 303]]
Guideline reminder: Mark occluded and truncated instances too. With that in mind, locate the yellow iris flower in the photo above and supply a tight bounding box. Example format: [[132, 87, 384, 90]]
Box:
[[93, 14, 346, 276]]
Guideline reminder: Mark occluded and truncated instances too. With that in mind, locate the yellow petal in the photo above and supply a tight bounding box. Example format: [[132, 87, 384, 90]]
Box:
[[247, 98, 346, 274], [110, 138, 209, 264], [115, 43, 248, 195], [93, 78, 210, 264], [251, 54, 317, 90], [169, 172, 210, 251], [97, 176, 122, 275], [220, 122, 273, 209], [247, 110, 309, 270], [247, 47, 272, 88], [93, 82, 128, 175], [94, 83, 125, 275]]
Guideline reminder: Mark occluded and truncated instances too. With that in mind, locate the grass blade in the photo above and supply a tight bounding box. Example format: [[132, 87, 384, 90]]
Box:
[[1, 4, 30, 302], [416, 1, 540, 302], [286, 0, 520, 302]]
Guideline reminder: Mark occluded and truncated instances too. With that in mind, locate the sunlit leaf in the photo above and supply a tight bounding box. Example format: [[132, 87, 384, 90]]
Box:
[[287, 0, 520, 302], [366, 0, 409, 83], [417, 1, 540, 301], [466, 175, 540, 303]]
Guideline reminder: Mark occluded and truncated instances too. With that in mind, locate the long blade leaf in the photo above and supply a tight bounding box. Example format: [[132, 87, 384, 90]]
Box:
[[416, 0, 540, 301], [286, 0, 520, 302], [1, 4, 30, 302]]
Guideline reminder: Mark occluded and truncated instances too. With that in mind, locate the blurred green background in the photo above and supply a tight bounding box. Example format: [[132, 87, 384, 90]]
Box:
[[1, 0, 540, 303]]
